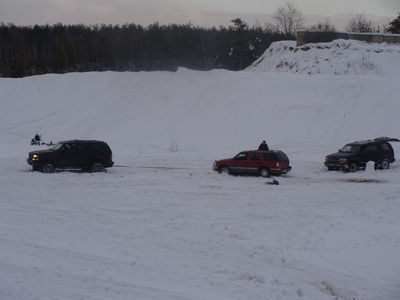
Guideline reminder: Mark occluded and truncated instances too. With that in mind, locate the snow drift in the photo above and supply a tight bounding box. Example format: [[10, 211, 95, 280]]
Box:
[[248, 39, 400, 76]]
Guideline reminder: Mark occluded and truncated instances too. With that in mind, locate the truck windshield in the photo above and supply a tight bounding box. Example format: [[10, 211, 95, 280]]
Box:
[[340, 145, 361, 153], [49, 143, 63, 151]]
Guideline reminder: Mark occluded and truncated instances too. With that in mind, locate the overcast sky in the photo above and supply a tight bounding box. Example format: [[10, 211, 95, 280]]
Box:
[[1, 0, 399, 30]]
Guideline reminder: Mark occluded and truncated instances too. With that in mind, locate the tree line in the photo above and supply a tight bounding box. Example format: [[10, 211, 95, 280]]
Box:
[[1, 0, 399, 79], [0, 20, 290, 78]]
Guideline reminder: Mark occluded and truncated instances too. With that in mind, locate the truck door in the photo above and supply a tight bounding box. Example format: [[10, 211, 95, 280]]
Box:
[[248, 152, 261, 174], [58, 143, 78, 168], [231, 152, 248, 174], [362, 144, 379, 162]]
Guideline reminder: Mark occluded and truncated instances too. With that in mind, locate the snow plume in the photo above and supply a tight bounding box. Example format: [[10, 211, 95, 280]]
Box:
[[248, 39, 400, 76]]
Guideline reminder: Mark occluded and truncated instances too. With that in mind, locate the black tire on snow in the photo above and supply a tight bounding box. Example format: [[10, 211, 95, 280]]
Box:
[[91, 163, 105, 173], [349, 162, 358, 172], [380, 159, 390, 170], [219, 166, 230, 174], [41, 163, 55, 173], [259, 167, 270, 178]]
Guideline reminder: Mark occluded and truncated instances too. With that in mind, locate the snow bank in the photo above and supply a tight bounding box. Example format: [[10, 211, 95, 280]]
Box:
[[248, 39, 400, 76]]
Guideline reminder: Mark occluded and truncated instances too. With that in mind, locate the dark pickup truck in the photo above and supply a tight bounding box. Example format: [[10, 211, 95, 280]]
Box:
[[324, 137, 399, 172]]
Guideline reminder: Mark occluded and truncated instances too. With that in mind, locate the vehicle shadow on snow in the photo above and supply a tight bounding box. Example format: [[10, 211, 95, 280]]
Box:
[[20, 169, 109, 174], [333, 178, 387, 183]]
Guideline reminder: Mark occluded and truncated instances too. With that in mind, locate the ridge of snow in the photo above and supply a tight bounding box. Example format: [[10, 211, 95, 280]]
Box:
[[248, 39, 400, 76]]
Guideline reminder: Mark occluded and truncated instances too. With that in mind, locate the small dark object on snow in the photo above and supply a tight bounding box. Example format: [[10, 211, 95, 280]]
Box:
[[266, 178, 279, 185]]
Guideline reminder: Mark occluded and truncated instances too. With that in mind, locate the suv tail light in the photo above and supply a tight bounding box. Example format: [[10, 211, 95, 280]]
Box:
[[109, 154, 112, 161], [276, 162, 280, 168]]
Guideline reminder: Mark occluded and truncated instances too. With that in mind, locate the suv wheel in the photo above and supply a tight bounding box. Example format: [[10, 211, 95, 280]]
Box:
[[380, 159, 390, 170], [91, 163, 105, 173], [219, 166, 230, 174], [259, 167, 270, 178], [349, 162, 358, 172], [42, 163, 55, 173]]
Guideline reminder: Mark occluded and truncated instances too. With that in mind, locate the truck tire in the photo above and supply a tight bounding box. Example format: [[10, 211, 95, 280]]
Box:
[[349, 162, 358, 172], [259, 167, 270, 178], [381, 159, 390, 170], [41, 163, 55, 173], [219, 166, 230, 174], [91, 162, 105, 172]]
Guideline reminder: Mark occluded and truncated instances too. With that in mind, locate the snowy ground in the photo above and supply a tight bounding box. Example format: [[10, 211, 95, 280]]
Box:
[[1, 40, 400, 299], [1, 153, 400, 300]]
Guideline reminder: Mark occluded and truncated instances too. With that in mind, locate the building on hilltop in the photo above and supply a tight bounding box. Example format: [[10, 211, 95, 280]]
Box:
[[296, 31, 400, 46]]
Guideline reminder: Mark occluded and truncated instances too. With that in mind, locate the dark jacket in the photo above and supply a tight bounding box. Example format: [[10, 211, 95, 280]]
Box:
[[258, 142, 269, 151]]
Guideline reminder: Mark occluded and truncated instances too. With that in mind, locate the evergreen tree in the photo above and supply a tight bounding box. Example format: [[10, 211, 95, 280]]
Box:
[[0, 22, 288, 77], [387, 13, 400, 34]]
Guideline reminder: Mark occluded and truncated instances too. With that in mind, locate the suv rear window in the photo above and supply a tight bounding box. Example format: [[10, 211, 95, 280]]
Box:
[[381, 143, 390, 151], [275, 151, 289, 161], [78, 142, 109, 153], [263, 151, 289, 162], [249, 153, 260, 161], [263, 152, 277, 161], [91, 143, 107, 152]]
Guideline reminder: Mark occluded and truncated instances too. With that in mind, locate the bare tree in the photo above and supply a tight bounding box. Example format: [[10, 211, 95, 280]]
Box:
[[308, 20, 336, 32], [346, 14, 376, 32], [272, 1, 305, 36]]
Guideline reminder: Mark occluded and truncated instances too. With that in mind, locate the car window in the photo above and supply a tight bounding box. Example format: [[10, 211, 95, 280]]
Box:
[[92, 143, 106, 153], [49, 143, 63, 151], [340, 145, 361, 153], [263, 152, 276, 161], [63, 143, 76, 151], [275, 151, 289, 161], [381, 143, 390, 151], [363, 145, 378, 153], [234, 152, 247, 160], [249, 153, 260, 161], [77, 144, 91, 153]]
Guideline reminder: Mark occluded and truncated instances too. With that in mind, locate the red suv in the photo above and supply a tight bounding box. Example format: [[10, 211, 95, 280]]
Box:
[[213, 150, 291, 177]]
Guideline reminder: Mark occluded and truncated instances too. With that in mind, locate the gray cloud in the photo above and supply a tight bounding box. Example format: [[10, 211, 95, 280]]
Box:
[[377, 0, 400, 11], [0, 0, 58, 24], [0, 0, 397, 28]]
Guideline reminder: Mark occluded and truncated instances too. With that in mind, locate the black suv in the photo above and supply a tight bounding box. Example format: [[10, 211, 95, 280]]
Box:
[[324, 137, 399, 172], [27, 140, 114, 173]]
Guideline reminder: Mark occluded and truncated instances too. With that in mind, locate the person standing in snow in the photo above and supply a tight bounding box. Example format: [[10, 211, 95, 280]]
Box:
[[258, 140, 269, 151]]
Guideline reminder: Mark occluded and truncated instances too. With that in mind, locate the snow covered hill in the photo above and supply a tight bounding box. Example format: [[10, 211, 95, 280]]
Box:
[[248, 39, 400, 76], [0, 68, 399, 160], [1, 41, 400, 300]]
